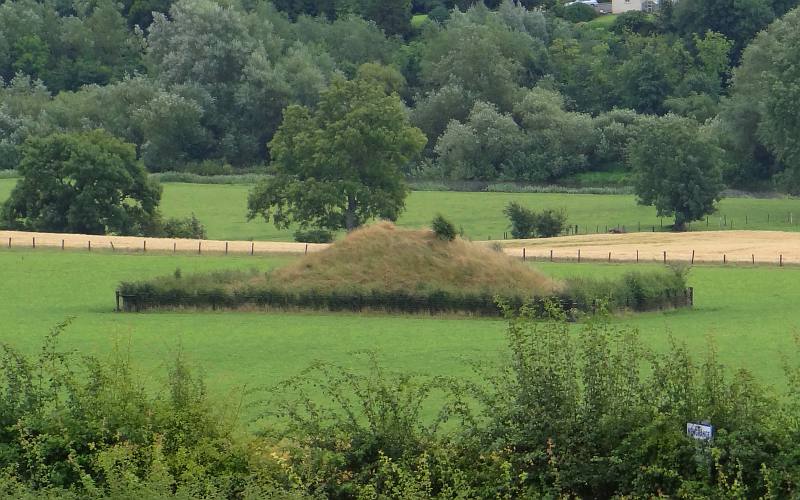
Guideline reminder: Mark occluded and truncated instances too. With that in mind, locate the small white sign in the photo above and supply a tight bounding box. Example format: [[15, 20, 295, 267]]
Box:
[[687, 422, 714, 441]]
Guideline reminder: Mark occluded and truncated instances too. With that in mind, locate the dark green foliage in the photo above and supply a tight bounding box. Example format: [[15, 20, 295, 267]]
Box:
[[629, 114, 724, 230], [503, 201, 537, 238], [611, 11, 659, 35], [504, 202, 567, 238], [534, 208, 567, 237], [160, 213, 207, 239], [117, 267, 688, 315], [1, 130, 162, 235], [431, 213, 456, 241], [560, 3, 598, 23], [293, 228, 334, 243], [247, 77, 426, 232]]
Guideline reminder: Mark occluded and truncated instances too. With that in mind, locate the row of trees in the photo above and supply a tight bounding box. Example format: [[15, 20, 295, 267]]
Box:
[[2, 0, 799, 189]]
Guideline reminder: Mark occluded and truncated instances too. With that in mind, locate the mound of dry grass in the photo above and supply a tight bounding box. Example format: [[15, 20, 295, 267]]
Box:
[[271, 222, 561, 296]]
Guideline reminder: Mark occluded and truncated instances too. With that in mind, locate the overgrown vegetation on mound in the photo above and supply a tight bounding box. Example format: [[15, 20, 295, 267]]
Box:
[[5, 315, 800, 498], [118, 223, 690, 315]]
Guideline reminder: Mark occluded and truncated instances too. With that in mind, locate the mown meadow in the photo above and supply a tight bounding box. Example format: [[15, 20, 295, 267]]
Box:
[[2, 247, 799, 422], [4, 178, 800, 241]]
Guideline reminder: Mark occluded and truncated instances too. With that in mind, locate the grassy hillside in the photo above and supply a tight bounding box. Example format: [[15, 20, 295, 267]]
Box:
[[4, 178, 800, 242], [272, 222, 559, 294]]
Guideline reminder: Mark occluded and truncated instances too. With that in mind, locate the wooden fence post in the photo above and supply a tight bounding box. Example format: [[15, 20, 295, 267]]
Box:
[[780, 254, 783, 267], [691, 250, 695, 264], [225, 242, 228, 255], [608, 252, 611, 263], [7, 237, 10, 248], [173, 242, 176, 253], [305, 244, 309, 255], [110, 241, 115, 251], [32, 237, 35, 249], [723, 254, 726, 264], [143, 240, 147, 252], [523, 247, 526, 261], [88, 241, 91, 251], [251, 242, 254, 256], [550, 249, 553, 262], [577, 249, 581, 263], [663, 251, 666, 264], [752, 254, 755, 265], [636, 249, 639, 263], [115, 290, 121, 312], [198, 241, 201, 254]]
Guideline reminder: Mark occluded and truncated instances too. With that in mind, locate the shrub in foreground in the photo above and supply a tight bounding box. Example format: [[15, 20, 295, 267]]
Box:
[[4, 316, 800, 497]]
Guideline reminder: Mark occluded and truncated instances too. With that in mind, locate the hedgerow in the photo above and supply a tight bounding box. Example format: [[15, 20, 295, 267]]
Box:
[[117, 267, 689, 315]]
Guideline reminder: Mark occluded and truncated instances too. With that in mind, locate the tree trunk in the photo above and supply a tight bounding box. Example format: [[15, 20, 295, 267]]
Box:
[[345, 195, 357, 232]]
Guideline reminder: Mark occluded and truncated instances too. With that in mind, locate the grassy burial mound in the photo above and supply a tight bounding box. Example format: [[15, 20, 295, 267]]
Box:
[[118, 222, 691, 315]]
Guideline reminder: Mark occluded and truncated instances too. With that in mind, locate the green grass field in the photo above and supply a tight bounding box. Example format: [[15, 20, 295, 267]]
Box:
[[2, 248, 799, 422], [587, 14, 619, 28], [4, 178, 799, 241]]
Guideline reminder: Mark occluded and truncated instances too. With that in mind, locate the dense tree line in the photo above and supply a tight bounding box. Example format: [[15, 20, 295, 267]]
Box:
[[1, 0, 800, 194]]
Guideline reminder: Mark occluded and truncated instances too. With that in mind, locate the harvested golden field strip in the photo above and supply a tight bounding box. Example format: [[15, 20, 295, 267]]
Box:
[[0, 230, 328, 255], [500, 230, 800, 264], [4, 229, 800, 266]]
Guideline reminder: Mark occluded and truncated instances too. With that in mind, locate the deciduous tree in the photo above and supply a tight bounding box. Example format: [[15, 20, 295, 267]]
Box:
[[629, 115, 723, 230], [247, 77, 426, 232], [1, 130, 161, 235]]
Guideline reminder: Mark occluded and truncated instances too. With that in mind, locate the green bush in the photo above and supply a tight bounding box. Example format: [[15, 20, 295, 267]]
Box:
[[160, 213, 207, 239], [431, 214, 457, 241], [503, 201, 537, 239], [561, 3, 599, 23], [293, 228, 335, 243], [504, 202, 568, 238], [534, 208, 568, 238]]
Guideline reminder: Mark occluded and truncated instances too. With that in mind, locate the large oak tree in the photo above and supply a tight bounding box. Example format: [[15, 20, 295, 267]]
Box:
[[1, 129, 161, 235], [247, 77, 426, 232], [629, 114, 724, 231]]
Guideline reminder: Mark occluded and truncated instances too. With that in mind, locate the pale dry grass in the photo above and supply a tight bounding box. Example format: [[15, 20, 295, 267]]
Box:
[[500, 230, 800, 264], [0, 230, 326, 255], [272, 221, 561, 295]]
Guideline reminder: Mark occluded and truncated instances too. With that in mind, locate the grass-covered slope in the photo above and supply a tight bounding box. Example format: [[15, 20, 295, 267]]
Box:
[[272, 222, 560, 295]]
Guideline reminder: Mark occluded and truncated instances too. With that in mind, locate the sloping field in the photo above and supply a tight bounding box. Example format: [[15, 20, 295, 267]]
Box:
[[502, 230, 800, 264]]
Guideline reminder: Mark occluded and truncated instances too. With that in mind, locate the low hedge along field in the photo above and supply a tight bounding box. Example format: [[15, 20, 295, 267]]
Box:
[[118, 267, 690, 315]]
